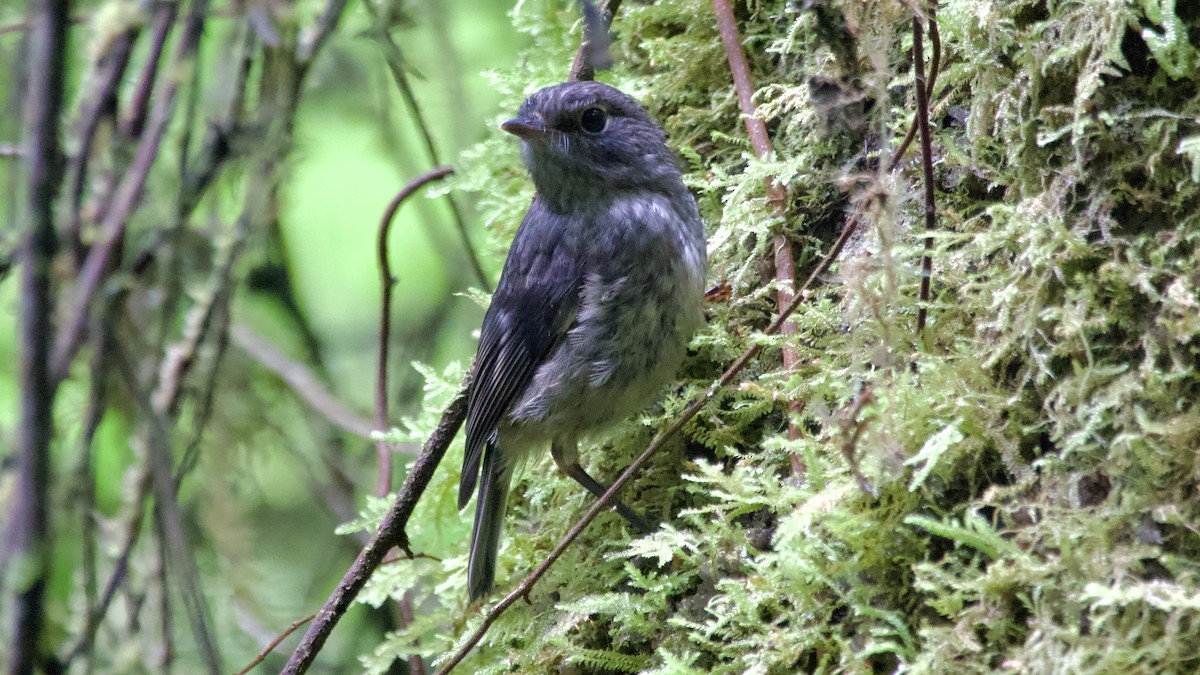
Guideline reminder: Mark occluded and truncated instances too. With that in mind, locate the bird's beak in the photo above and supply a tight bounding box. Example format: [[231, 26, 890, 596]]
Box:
[[501, 116, 548, 141]]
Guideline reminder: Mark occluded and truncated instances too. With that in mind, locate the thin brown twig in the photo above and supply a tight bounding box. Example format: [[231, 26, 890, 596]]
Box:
[[889, 2, 940, 168], [911, 7, 937, 336], [434, 216, 861, 675], [836, 384, 877, 496], [375, 166, 455, 497], [712, 0, 805, 476], [281, 381, 470, 675], [234, 612, 318, 675]]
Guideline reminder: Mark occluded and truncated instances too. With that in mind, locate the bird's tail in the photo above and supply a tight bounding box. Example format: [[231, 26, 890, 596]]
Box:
[[468, 440, 510, 602]]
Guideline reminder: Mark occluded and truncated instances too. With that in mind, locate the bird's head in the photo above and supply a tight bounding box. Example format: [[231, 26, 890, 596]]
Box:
[[502, 81, 683, 211]]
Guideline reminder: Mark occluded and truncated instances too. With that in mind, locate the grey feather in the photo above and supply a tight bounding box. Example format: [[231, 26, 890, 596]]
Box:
[[467, 440, 511, 601], [460, 81, 708, 599]]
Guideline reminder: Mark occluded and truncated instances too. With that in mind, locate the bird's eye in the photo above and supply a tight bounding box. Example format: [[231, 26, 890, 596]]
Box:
[[579, 107, 608, 134]]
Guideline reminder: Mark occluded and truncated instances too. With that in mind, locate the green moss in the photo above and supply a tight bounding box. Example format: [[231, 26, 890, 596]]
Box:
[[359, 1, 1200, 672]]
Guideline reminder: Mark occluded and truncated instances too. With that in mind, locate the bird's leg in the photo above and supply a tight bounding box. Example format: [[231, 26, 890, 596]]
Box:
[[551, 441, 656, 534]]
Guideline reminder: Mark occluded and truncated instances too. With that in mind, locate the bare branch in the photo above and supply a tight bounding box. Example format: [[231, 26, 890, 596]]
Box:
[[5, 0, 68, 669], [889, 3, 941, 168], [360, 2, 490, 290], [375, 166, 455, 496]]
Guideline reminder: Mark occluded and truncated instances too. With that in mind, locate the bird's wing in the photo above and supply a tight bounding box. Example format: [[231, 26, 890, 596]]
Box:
[[459, 201, 581, 509]]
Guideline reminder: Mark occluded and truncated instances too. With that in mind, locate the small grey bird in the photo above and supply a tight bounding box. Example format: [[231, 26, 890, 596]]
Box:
[[460, 81, 707, 601]]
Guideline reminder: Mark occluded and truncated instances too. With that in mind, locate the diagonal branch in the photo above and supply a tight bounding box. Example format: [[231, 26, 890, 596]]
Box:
[[231, 324, 379, 440], [281, 381, 470, 674], [361, 1, 490, 291]]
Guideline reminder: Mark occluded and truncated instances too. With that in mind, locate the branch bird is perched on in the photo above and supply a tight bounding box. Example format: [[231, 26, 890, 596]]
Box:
[[460, 81, 707, 601]]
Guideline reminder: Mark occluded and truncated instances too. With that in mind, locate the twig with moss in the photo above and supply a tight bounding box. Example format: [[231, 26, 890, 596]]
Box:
[[712, 0, 805, 476]]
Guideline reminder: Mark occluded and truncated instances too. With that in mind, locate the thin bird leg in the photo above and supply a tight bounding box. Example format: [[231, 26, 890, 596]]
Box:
[[551, 441, 656, 533]]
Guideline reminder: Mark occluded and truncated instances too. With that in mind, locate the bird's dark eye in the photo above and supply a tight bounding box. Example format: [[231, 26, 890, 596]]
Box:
[[579, 107, 608, 134]]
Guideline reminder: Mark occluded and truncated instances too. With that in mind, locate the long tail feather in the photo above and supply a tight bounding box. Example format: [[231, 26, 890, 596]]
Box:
[[467, 441, 510, 602]]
